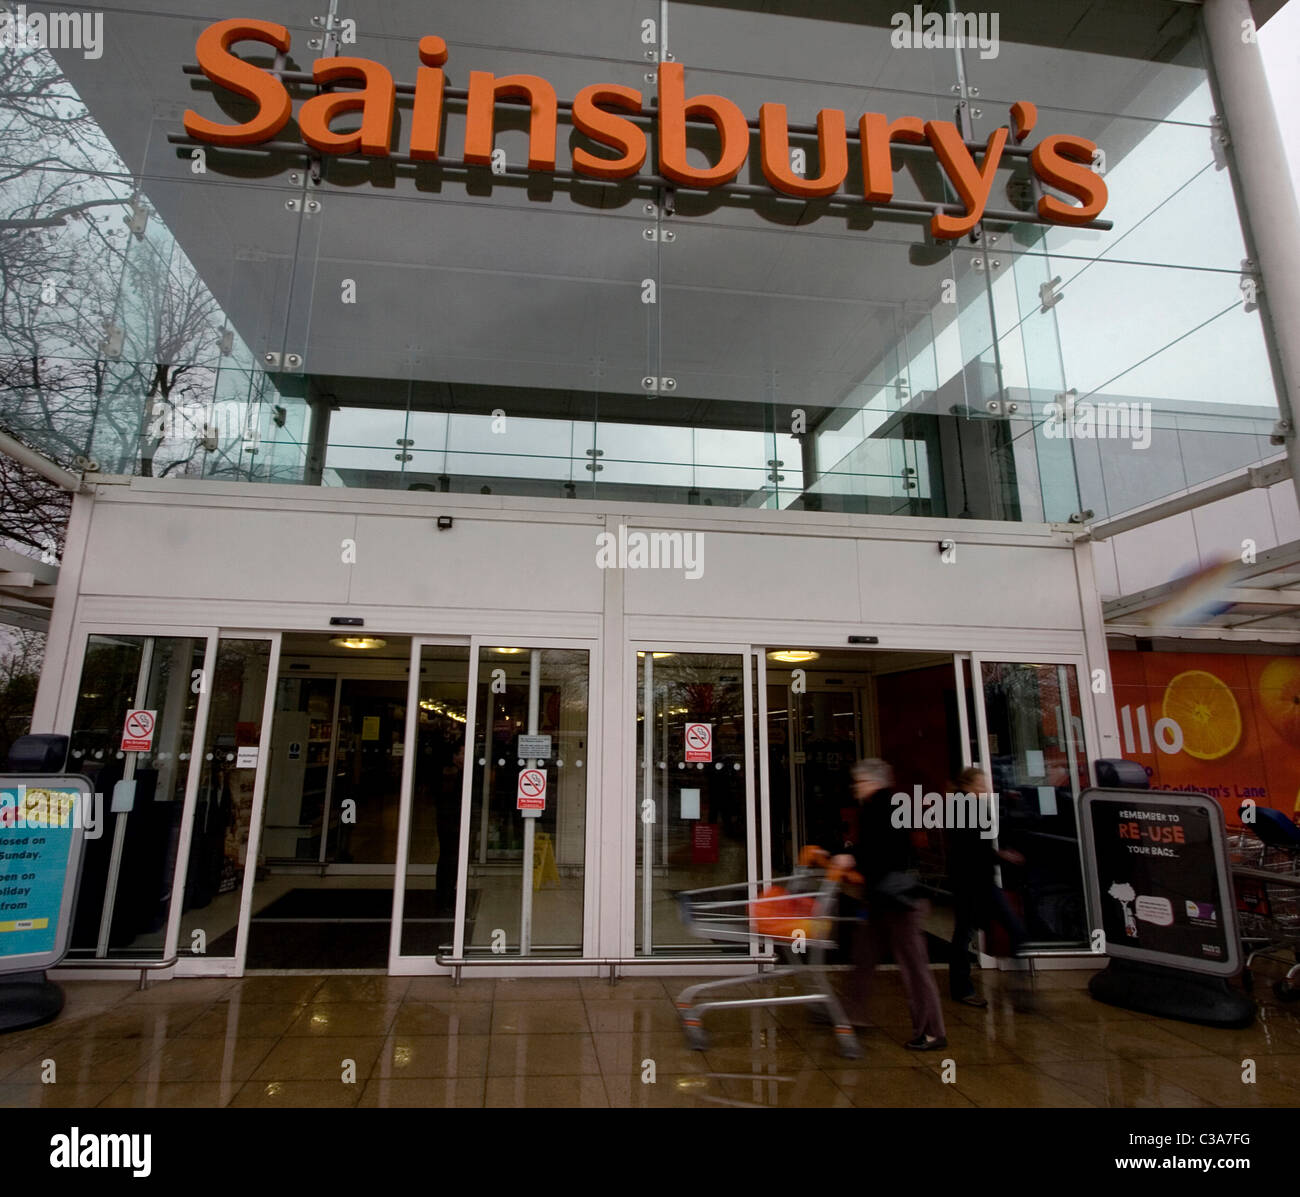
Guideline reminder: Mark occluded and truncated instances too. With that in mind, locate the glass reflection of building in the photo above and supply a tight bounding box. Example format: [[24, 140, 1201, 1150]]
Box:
[[0, 1, 1286, 525]]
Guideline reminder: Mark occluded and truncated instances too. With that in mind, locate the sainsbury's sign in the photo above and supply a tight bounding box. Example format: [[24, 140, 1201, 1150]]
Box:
[[181, 18, 1109, 242]]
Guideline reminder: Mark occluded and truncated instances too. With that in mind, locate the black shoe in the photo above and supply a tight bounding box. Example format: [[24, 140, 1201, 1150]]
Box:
[[953, 992, 988, 1008], [904, 1035, 948, 1051]]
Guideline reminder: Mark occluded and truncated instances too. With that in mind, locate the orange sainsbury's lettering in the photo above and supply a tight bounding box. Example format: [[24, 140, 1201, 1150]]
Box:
[[1031, 133, 1108, 225], [180, 24, 1110, 238], [465, 71, 558, 172], [858, 113, 926, 203], [572, 84, 646, 180], [657, 61, 748, 187], [925, 121, 1008, 238], [409, 35, 448, 161], [183, 18, 291, 147], [298, 56, 396, 156], [759, 104, 848, 199]]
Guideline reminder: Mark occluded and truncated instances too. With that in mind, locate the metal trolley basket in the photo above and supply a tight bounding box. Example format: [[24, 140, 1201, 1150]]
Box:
[[673, 849, 863, 1059], [1231, 807, 1300, 1001]]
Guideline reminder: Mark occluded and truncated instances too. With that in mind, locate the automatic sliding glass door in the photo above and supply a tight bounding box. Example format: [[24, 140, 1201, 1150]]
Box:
[[635, 650, 754, 955], [458, 643, 591, 957], [970, 658, 1094, 949]]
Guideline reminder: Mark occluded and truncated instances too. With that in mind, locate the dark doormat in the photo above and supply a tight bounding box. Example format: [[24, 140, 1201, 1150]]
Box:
[[206, 889, 479, 968]]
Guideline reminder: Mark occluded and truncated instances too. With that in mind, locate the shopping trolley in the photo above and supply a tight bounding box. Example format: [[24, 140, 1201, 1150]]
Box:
[[673, 847, 863, 1059], [1232, 806, 1300, 1001]]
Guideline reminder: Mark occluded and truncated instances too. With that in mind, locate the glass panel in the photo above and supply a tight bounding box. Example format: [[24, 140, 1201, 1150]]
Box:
[[264, 677, 338, 862], [66, 633, 205, 959], [325, 678, 408, 864], [401, 645, 471, 957], [636, 651, 749, 955], [178, 638, 271, 960], [465, 647, 589, 955], [979, 661, 1090, 948]]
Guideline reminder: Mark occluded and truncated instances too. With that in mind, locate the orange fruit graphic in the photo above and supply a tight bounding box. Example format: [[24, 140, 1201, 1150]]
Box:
[[1161, 670, 1241, 761], [1258, 658, 1300, 746]]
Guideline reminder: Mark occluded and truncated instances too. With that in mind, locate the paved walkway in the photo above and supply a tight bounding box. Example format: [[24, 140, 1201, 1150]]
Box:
[[1, 968, 1298, 1107]]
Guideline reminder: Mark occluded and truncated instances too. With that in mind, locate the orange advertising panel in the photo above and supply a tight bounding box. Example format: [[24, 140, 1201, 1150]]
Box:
[[1109, 650, 1300, 827]]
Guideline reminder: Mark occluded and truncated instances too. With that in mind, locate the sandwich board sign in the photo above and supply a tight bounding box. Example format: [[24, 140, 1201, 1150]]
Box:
[[1078, 787, 1241, 976], [0, 775, 92, 975]]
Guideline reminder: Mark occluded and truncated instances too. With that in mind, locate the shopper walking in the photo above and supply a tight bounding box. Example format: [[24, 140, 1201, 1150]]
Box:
[[837, 758, 947, 1051], [946, 766, 1028, 1007]]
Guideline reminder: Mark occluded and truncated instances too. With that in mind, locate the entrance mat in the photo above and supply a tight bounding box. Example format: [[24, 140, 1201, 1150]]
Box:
[[255, 887, 446, 921], [205, 889, 478, 968]]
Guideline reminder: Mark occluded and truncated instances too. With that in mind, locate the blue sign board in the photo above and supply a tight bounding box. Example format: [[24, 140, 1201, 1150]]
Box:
[[0, 775, 92, 974]]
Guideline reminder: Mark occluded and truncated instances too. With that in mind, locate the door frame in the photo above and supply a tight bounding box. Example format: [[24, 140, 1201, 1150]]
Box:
[[625, 641, 759, 959], [396, 634, 600, 972], [967, 651, 1098, 959], [389, 635, 471, 975], [180, 630, 282, 976], [54, 623, 218, 970]]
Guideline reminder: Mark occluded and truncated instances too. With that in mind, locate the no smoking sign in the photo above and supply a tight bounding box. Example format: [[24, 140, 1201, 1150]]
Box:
[[121, 709, 157, 752], [685, 722, 713, 763], [517, 767, 547, 813]]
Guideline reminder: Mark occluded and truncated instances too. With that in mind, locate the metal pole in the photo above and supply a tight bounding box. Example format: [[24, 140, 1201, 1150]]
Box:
[[641, 653, 654, 954], [519, 649, 541, 955], [477, 703, 492, 866], [97, 636, 154, 957], [660, 678, 668, 871], [1202, 0, 1300, 518]]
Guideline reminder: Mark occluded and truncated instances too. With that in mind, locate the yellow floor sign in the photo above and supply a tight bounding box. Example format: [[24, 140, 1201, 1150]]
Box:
[[533, 831, 559, 890]]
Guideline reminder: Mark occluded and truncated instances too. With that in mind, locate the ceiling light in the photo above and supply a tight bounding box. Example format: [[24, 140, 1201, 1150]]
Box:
[[768, 650, 820, 664], [330, 637, 387, 650]]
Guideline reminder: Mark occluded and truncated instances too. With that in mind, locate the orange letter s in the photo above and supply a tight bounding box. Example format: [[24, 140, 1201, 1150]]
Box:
[[1032, 134, 1108, 226], [183, 18, 292, 147]]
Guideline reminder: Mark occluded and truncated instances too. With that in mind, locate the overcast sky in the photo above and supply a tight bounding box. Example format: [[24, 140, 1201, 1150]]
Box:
[[1260, 1, 1300, 209]]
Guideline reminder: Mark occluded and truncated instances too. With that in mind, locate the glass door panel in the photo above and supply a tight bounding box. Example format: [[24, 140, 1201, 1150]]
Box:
[[976, 660, 1091, 948], [464, 647, 589, 956], [401, 644, 471, 956], [66, 633, 206, 960], [636, 651, 750, 955], [327, 679, 408, 865], [265, 676, 337, 862], [178, 638, 272, 960]]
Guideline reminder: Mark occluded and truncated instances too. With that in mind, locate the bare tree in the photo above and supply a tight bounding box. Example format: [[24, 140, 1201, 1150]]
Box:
[[0, 39, 230, 544], [0, 627, 45, 763], [0, 436, 70, 558]]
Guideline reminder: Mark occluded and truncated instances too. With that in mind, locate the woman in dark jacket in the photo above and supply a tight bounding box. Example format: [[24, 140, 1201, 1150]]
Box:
[[837, 758, 947, 1051]]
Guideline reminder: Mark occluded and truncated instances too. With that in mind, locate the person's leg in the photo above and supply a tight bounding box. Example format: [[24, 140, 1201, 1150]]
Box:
[[886, 903, 946, 1042], [948, 897, 976, 999], [843, 914, 883, 1024], [434, 810, 459, 909]]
